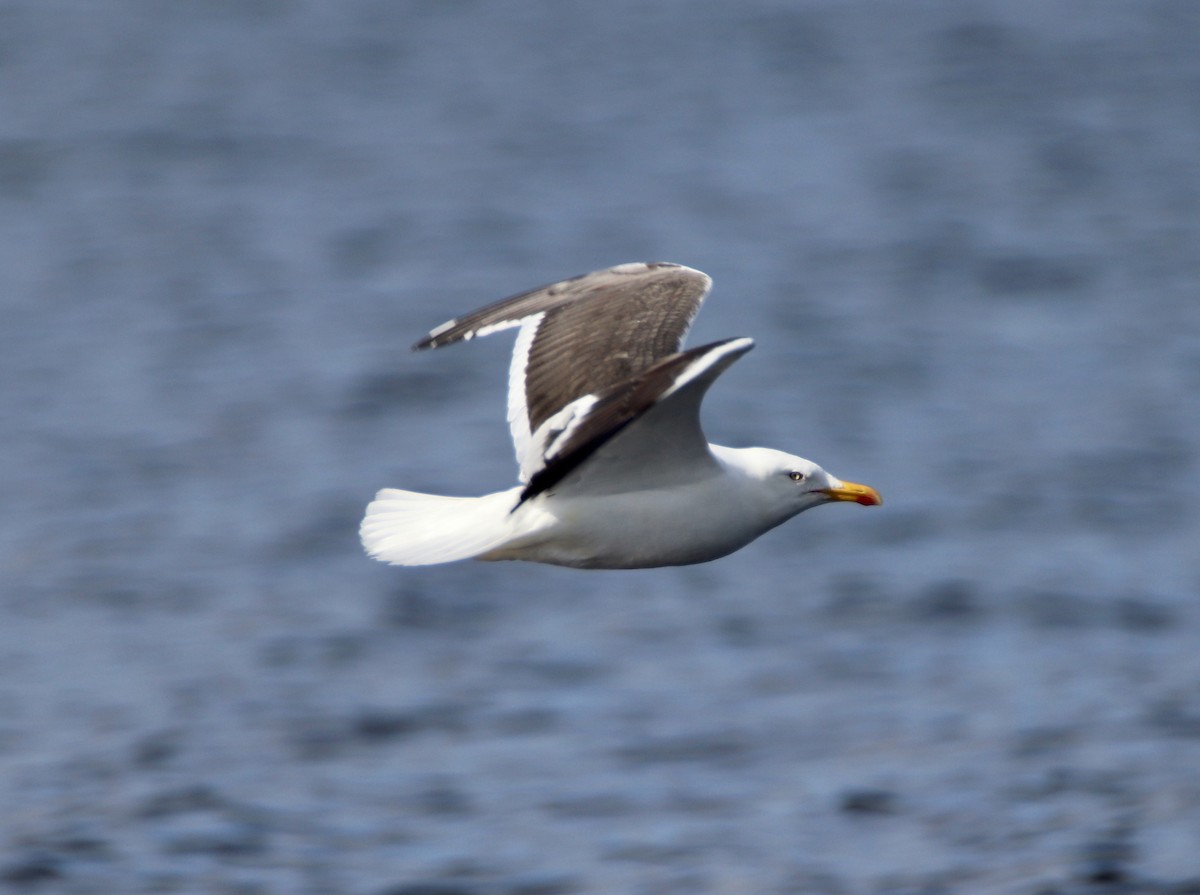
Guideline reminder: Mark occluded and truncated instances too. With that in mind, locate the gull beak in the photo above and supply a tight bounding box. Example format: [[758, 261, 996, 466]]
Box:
[[822, 480, 883, 507]]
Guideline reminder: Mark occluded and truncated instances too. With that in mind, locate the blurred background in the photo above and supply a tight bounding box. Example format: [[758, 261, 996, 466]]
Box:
[[3, 1, 1199, 892]]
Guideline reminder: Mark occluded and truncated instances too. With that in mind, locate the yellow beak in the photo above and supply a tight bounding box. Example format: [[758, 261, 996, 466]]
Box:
[[822, 480, 883, 507]]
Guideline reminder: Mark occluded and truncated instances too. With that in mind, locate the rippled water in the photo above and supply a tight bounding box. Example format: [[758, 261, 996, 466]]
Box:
[[3, 2, 1199, 892]]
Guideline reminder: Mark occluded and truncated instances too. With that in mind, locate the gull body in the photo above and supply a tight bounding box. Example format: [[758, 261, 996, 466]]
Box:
[[478, 448, 868, 569], [360, 263, 880, 569]]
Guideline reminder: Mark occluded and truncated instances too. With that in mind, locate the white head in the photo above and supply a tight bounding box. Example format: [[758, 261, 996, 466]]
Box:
[[712, 445, 882, 521]]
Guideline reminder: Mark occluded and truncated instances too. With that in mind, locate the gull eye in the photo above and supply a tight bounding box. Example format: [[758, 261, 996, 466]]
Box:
[[788, 471, 806, 482]]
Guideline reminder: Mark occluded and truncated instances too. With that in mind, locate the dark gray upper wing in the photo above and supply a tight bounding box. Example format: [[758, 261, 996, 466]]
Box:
[[519, 337, 755, 504], [414, 262, 713, 476]]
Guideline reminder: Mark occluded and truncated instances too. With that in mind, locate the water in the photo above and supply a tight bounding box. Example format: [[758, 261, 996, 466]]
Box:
[[3, 2, 1199, 892]]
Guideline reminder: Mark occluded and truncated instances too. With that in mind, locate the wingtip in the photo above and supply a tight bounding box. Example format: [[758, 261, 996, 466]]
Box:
[[704, 336, 754, 358], [413, 318, 458, 351]]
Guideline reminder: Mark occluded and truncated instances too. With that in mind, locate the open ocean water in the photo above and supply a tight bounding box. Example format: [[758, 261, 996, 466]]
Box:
[[3, 2, 1200, 892]]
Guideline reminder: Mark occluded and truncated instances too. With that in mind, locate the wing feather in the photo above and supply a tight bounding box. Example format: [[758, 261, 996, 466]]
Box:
[[415, 262, 713, 476], [519, 337, 754, 504]]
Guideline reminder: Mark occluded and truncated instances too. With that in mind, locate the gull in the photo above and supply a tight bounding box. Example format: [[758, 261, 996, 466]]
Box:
[[360, 262, 881, 569]]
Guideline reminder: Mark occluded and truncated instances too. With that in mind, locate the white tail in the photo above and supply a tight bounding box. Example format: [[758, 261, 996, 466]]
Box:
[[359, 487, 523, 566]]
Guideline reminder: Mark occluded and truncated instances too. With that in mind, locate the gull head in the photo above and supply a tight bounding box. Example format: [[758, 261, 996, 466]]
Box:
[[715, 446, 883, 518]]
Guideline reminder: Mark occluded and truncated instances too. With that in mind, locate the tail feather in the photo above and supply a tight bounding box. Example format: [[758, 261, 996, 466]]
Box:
[[360, 487, 522, 566]]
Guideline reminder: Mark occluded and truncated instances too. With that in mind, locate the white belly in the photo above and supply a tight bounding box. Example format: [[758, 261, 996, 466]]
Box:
[[481, 475, 786, 569]]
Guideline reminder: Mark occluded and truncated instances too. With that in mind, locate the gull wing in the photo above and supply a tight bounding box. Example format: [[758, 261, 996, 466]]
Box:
[[519, 337, 755, 503], [414, 262, 712, 481]]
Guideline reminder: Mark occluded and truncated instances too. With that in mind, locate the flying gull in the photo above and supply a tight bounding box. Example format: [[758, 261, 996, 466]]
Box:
[[360, 262, 881, 569]]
